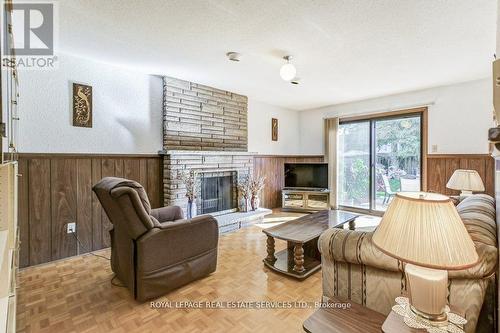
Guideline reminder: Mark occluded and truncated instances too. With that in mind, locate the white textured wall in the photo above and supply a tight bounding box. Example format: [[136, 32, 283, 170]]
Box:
[[299, 79, 493, 155], [18, 53, 163, 154], [248, 100, 301, 155], [17, 53, 302, 155], [21, 54, 489, 157]]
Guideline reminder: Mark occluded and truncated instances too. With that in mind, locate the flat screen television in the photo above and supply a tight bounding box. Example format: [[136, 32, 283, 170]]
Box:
[[284, 163, 328, 189]]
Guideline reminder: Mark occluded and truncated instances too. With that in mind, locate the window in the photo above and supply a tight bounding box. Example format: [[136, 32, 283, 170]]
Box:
[[339, 110, 425, 212]]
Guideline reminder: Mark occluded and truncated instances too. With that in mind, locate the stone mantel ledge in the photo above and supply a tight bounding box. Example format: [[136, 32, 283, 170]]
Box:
[[161, 150, 257, 156]]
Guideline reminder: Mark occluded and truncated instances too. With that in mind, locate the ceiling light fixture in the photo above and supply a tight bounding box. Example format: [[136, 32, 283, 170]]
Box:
[[280, 55, 296, 81], [226, 52, 241, 62]]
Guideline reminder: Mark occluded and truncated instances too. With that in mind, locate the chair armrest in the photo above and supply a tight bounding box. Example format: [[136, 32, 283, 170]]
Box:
[[136, 215, 219, 273], [150, 206, 184, 222]]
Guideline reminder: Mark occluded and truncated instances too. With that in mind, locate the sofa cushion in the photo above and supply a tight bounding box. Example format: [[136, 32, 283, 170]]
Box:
[[457, 194, 497, 248]]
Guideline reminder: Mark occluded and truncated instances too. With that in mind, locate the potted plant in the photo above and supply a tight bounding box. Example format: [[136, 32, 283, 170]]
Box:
[[177, 170, 198, 219], [249, 174, 266, 211]]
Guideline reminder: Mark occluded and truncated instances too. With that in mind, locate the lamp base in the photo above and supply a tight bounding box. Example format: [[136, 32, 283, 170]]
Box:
[[460, 190, 473, 196], [405, 264, 448, 327], [409, 304, 448, 326], [391, 296, 467, 332]]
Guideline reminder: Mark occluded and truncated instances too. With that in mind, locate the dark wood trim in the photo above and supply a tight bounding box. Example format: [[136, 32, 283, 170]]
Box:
[[427, 154, 491, 158], [426, 154, 494, 197], [17, 153, 163, 268], [254, 155, 324, 209], [16, 150, 493, 267], [15, 152, 161, 158], [27, 158, 51, 265], [255, 152, 493, 211], [255, 155, 324, 159]]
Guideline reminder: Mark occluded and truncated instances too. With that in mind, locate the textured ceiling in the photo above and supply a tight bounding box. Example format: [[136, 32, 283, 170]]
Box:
[[58, 0, 497, 110]]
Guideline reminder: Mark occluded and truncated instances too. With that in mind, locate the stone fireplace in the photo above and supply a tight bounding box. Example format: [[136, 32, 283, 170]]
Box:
[[197, 170, 238, 215], [163, 76, 248, 151], [163, 150, 254, 216], [161, 76, 268, 226], [163, 77, 254, 214]]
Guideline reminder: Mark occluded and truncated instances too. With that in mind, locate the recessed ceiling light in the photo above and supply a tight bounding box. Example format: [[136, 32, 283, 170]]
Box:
[[226, 52, 241, 62], [280, 55, 296, 81]]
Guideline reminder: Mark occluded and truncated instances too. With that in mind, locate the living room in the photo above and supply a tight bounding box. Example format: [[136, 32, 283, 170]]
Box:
[[0, 0, 499, 332]]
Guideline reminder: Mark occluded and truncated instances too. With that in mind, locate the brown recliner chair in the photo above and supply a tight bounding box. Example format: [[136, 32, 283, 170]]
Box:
[[92, 177, 218, 301]]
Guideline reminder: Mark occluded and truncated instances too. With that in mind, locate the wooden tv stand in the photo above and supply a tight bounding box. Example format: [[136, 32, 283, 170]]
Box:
[[282, 188, 330, 212]]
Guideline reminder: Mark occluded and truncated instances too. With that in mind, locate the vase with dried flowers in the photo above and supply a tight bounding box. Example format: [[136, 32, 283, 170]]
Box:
[[238, 176, 251, 212], [249, 174, 266, 211], [177, 170, 198, 219]]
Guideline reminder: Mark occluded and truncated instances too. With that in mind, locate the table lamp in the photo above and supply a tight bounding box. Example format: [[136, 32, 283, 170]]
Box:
[[372, 192, 478, 327], [446, 169, 484, 196]]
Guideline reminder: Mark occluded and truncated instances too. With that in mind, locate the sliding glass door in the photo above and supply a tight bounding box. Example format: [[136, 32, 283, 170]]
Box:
[[338, 121, 371, 209], [339, 113, 422, 213]]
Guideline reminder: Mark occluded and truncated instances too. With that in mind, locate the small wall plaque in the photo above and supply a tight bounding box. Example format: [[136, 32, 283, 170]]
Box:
[[73, 83, 92, 128], [272, 118, 278, 141]]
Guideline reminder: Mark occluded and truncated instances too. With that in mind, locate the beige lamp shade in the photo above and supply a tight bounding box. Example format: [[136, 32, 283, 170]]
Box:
[[446, 169, 484, 192], [372, 192, 478, 270]]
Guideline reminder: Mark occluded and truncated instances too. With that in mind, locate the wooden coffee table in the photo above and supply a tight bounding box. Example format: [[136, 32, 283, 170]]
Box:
[[262, 210, 358, 279]]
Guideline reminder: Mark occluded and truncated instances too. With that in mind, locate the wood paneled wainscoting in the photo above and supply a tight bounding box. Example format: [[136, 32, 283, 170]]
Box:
[[17, 153, 163, 268], [253, 155, 324, 209], [15, 153, 494, 267], [426, 154, 494, 197], [254, 154, 494, 209]]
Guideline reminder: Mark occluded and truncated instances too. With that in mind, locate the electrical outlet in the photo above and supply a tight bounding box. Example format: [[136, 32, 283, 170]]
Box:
[[431, 144, 438, 153], [67, 222, 76, 234]]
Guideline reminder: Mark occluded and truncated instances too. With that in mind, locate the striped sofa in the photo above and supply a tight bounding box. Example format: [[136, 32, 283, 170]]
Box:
[[318, 194, 497, 333]]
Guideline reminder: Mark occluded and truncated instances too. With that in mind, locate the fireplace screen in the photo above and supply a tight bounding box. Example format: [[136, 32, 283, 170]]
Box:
[[199, 173, 237, 214]]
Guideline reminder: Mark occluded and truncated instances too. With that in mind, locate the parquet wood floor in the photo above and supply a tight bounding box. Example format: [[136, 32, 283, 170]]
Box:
[[17, 211, 322, 333]]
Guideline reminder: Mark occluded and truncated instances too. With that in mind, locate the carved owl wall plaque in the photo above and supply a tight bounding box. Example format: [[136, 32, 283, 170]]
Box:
[[72, 83, 92, 128]]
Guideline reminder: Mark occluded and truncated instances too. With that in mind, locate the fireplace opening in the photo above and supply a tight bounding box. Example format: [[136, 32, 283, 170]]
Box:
[[199, 172, 237, 214]]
